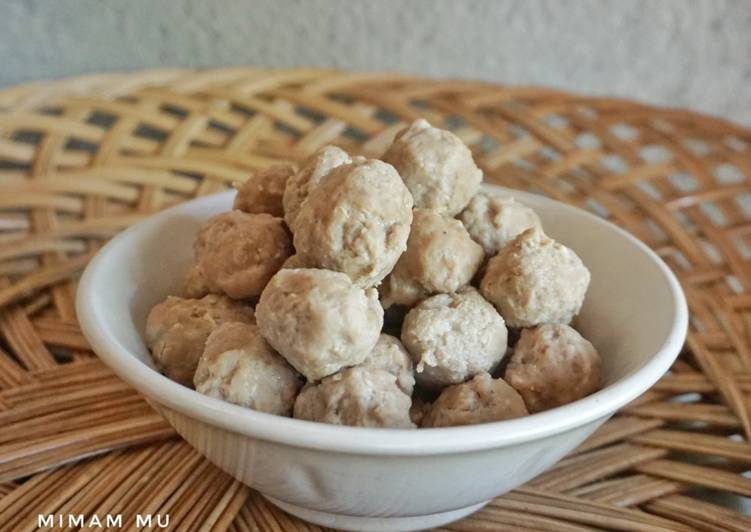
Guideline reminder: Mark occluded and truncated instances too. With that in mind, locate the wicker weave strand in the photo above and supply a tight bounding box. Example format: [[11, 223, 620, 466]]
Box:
[[1, 67, 750, 531]]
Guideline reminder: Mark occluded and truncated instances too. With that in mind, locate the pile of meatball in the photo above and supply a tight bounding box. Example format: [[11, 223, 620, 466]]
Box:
[[145, 118, 602, 429]]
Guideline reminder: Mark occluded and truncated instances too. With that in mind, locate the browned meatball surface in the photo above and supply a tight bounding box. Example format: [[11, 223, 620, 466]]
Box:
[[233, 165, 293, 217], [422, 372, 528, 427], [193, 211, 291, 300], [505, 324, 601, 413], [145, 294, 255, 386]]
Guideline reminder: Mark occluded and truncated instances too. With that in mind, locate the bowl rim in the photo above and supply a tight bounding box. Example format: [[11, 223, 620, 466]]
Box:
[[76, 187, 688, 456]]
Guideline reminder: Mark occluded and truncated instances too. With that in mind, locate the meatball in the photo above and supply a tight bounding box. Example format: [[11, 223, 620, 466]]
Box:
[[359, 334, 415, 395], [480, 228, 590, 327], [380, 209, 484, 308], [293, 367, 414, 428], [193, 211, 292, 300], [422, 372, 528, 427], [233, 165, 293, 217], [182, 266, 209, 298], [144, 294, 255, 386], [283, 146, 352, 231], [293, 158, 413, 288], [401, 287, 508, 389], [255, 269, 383, 381], [505, 324, 601, 413], [194, 322, 302, 415], [459, 192, 543, 255], [382, 119, 482, 216]]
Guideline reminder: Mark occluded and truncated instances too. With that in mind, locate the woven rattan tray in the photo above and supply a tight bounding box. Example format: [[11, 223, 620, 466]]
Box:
[[0, 67, 750, 531]]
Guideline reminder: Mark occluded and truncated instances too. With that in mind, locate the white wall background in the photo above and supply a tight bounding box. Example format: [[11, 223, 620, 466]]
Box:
[[1, 0, 749, 125]]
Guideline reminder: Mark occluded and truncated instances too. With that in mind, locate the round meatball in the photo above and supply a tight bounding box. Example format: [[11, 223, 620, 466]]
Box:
[[383, 118, 482, 216], [283, 146, 352, 230], [144, 294, 255, 386], [359, 334, 415, 395], [193, 211, 292, 300], [293, 367, 414, 428], [401, 287, 508, 389], [293, 158, 413, 288], [505, 324, 601, 413], [480, 228, 590, 327], [380, 209, 484, 308], [182, 266, 210, 298], [233, 165, 293, 218], [422, 372, 528, 427], [255, 269, 383, 381], [194, 322, 302, 415], [459, 192, 543, 255]]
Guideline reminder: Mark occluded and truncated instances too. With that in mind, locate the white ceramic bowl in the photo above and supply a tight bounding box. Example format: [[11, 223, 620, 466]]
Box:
[[76, 185, 687, 532]]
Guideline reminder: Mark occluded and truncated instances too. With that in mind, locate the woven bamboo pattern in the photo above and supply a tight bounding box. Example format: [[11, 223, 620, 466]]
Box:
[[0, 67, 750, 531]]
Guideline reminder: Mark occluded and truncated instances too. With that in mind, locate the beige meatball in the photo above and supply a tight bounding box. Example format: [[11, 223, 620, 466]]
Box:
[[233, 165, 293, 217], [256, 269, 383, 381], [459, 192, 543, 255], [193, 211, 292, 300], [144, 294, 255, 386], [422, 372, 528, 427], [194, 322, 302, 415], [359, 334, 415, 395], [505, 324, 601, 413], [283, 146, 352, 230], [380, 209, 484, 308], [182, 266, 209, 298], [293, 367, 414, 428], [480, 228, 590, 327], [293, 159, 413, 288], [383, 119, 482, 216], [401, 287, 508, 389]]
